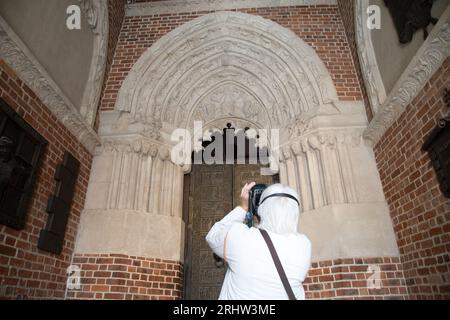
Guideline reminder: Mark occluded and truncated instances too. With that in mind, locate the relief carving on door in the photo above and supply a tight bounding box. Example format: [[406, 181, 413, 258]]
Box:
[[184, 163, 277, 300], [185, 165, 233, 300]]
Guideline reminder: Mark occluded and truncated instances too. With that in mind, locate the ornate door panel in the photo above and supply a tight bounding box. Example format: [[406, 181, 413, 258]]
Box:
[[184, 164, 278, 300], [185, 165, 233, 300], [233, 165, 277, 207]]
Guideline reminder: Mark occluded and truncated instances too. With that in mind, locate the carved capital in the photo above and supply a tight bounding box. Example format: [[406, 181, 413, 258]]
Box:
[[291, 142, 303, 156], [158, 146, 171, 161], [288, 110, 316, 138], [281, 146, 293, 161], [100, 137, 171, 161], [308, 135, 321, 150]]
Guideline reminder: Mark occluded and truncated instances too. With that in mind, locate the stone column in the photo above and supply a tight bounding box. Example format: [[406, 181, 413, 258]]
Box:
[[71, 136, 185, 299], [75, 137, 186, 261], [279, 103, 399, 262]]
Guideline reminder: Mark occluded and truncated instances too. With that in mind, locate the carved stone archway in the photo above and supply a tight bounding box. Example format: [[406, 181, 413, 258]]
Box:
[[115, 11, 338, 135], [75, 12, 399, 271]]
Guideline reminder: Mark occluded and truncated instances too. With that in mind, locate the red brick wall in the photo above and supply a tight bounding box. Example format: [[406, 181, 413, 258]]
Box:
[[106, 0, 127, 73], [0, 60, 93, 299], [304, 257, 408, 300], [100, 5, 363, 111], [337, 0, 373, 121], [67, 253, 407, 300], [67, 254, 183, 300], [374, 58, 450, 299]]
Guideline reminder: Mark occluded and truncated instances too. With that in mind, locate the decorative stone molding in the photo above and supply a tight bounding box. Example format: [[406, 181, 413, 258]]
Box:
[[364, 7, 450, 146], [268, 100, 384, 213], [80, 0, 101, 33], [0, 16, 100, 153], [75, 209, 185, 261], [280, 128, 363, 211], [79, 0, 109, 126], [355, 0, 387, 114], [104, 111, 163, 141], [126, 0, 338, 17], [115, 11, 339, 134], [100, 136, 171, 159], [287, 109, 317, 138], [85, 135, 185, 218]]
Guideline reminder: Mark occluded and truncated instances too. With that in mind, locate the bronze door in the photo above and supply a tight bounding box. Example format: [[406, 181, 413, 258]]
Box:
[[183, 164, 277, 300], [233, 165, 275, 207]]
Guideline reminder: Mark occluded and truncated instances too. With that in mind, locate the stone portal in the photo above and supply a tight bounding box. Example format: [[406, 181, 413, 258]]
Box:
[[74, 11, 400, 300]]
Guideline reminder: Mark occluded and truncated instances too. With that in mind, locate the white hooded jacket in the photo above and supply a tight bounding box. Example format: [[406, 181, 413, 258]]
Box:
[[206, 206, 312, 300]]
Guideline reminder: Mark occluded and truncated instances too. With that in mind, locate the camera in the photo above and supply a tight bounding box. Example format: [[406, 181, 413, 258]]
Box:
[[246, 184, 301, 227], [248, 184, 268, 216]]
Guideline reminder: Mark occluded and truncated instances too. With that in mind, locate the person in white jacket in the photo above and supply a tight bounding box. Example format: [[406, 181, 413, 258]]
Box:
[[206, 182, 312, 300]]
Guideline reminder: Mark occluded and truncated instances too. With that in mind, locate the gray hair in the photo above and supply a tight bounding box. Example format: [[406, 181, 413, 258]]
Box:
[[257, 184, 301, 235]]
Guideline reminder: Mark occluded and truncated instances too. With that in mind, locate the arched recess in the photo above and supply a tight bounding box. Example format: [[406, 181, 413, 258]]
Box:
[[355, 0, 386, 114], [77, 11, 399, 265]]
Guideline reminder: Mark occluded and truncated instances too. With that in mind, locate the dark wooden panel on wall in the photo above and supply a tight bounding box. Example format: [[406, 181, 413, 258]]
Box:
[[422, 118, 450, 198], [0, 98, 48, 230], [38, 152, 80, 254]]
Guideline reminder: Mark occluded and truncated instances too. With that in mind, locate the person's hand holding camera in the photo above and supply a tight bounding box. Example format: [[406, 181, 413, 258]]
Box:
[[240, 182, 256, 212]]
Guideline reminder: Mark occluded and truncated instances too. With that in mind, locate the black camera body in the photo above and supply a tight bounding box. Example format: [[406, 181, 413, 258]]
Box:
[[248, 184, 268, 216]]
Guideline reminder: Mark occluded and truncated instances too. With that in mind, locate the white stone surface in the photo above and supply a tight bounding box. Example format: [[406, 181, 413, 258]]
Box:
[[75, 209, 185, 262], [299, 203, 399, 261]]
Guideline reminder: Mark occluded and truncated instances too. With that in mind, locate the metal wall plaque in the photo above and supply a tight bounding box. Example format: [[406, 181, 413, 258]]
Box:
[[0, 98, 47, 230], [422, 118, 450, 198], [384, 0, 438, 44], [38, 151, 80, 254]]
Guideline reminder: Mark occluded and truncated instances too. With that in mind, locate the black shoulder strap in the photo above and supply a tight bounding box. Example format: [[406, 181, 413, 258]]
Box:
[[259, 229, 296, 300]]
